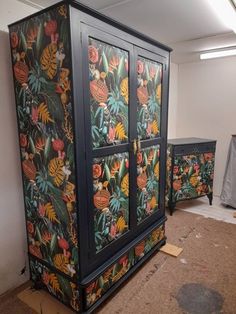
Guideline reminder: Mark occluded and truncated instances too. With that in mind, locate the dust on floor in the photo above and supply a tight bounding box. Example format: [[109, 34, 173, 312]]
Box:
[[1, 209, 236, 314]]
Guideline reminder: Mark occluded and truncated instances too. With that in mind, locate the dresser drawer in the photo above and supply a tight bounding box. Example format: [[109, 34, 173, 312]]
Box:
[[174, 142, 216, 156]]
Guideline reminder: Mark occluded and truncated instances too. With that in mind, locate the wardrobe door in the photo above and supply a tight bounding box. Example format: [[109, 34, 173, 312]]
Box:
[[81, 24, 136, 263], [134, 47, 167, 225]]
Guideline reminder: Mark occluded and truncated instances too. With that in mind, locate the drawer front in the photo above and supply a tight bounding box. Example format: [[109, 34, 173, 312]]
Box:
[[174, 142, 216, 156], [171, 151, 215, 202]]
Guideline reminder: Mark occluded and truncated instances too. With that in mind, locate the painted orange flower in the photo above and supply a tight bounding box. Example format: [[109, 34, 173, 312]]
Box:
[[42, 271, 50, 285], [173, 165, 179, 174], [204, 153, 213, 161], [88, 45, 99, 63], [109, 56, 120, 70], [137, 152, 143, 164], [93, 164, 102, 179], [27, 221, 34, 234], [44, 20, 57, 36], [19, 133, 28, 148], [173, 179, 182, 191], [29, 244, 42, 259]]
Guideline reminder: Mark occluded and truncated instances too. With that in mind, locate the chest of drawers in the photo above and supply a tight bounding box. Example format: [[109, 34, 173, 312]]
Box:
[[166, 138, 216, 215]]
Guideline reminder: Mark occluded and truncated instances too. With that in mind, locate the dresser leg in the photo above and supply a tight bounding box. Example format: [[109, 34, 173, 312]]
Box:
[[207, 192, 213, 206], [169, 202, 176, 216]]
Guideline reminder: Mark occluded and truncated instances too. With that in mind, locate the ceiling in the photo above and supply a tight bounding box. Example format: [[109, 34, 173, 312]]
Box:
[[12, 0, 236, 62]]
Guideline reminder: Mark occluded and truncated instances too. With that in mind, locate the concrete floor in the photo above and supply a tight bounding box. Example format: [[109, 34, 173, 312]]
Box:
[[1, 199, 236, 314]]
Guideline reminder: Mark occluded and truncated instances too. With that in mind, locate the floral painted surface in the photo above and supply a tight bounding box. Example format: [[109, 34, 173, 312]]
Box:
[[9, 5, 78, 279], [30, 258, 80, 311], [93, 153, 129, 252], [172, 153, 215, 202], [137, 57, 162, 140], [89, 38, 129, 148], [137, 146, 160, 223], [86, 224, 165, 308], [165, 145, 172, 205]]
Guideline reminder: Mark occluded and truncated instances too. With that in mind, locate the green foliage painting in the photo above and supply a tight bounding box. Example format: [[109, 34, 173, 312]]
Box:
[[89, 38, 129, 148], [137, 57, 162, 139], [93, 153, 129, 252], [9, 4, 78, 280]]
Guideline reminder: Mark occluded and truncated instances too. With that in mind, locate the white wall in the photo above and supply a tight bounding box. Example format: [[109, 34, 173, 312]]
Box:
[[168, 62, 178, 138], [177, 56, 236, 196], [0, 1, 36, 296]]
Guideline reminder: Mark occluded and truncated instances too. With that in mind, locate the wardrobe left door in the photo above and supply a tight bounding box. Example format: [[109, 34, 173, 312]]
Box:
[[81, 24, 136, 270]]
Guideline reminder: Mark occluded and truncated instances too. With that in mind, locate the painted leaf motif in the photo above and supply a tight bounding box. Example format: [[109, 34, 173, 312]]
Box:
[[115, 122, 127, 140], [53, 254, 69, 274], [152, 120, 159, 135], [38, 102, 54, 124], [116, 216, 126, 233], [49, 273, 62, 294], [48, 158, 65, 187], [121, 173, 129, 196], [22, 160, 36, 181], [154, 162, 159, 177], [44, 202, 60, 223], [40, 43, 57, 79]]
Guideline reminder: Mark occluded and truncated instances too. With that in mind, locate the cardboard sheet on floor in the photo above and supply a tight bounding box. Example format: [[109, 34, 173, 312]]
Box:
[[160, 243, 183, 257], [17, 287, 74, 314]]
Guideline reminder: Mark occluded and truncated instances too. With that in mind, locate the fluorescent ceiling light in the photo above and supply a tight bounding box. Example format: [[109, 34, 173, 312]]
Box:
[[208, 0, 236, 33], [200, 48, 236, 59]]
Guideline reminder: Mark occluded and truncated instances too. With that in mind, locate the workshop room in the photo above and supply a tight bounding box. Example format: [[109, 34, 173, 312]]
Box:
[[0, 0, 236, 313]]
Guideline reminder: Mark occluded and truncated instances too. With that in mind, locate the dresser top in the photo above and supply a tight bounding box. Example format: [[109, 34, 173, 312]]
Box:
[[168, 137, 216, 145]]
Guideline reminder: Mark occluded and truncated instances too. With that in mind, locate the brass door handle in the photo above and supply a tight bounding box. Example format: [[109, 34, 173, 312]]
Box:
[[132, 139, 141, 155], [132, 139, 137, 155], [137, 138, 141, 152]]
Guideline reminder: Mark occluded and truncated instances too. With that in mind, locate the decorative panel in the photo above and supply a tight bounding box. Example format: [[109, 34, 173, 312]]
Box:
[[30, 258, 80, 311], [89, 38, 129, 148], [172, 153, 215, 201], [85, 224, 165, 309], [137, 146, 160, 223], [93, 152, 129, 252], [9, 4, 78, 279], [137, 57, 162, 140]]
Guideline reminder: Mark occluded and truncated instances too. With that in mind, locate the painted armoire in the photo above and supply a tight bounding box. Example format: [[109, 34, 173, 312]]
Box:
[[9, 1, 171, 312]]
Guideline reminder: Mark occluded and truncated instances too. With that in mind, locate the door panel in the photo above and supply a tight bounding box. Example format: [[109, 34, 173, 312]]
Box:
[[135, 47, 166, 225], [82, 24, 134, 261], [88, 37, 129, 148], [137, 56, 163, 140], [93, 152, 129, 253], [137, 145, 160, 224]]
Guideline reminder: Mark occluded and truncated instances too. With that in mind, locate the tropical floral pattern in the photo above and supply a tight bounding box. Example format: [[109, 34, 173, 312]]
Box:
[[93, 153, 129, 252], [89, 38, 129, 148], [137, 146, 160, 223], [9, 5, 78, 279], [86, 224, 165, 308], [171, 152, 215, 202], [165, 145, 172, 205], [30, 258, 80, 311], [137, 57, 162, 140]]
